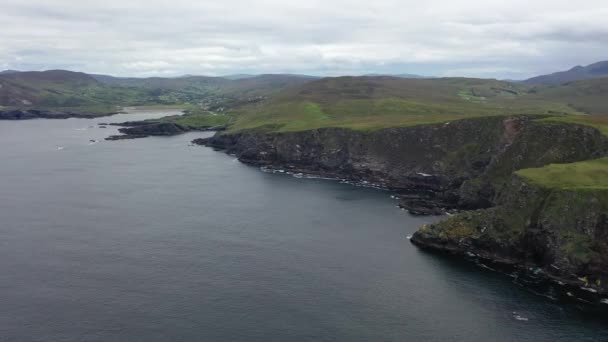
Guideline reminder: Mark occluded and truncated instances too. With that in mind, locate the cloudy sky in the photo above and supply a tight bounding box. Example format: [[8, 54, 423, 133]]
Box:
[[1, 0, 606, 79]]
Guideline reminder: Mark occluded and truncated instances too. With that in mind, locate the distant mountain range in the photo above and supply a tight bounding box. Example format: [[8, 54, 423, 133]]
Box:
[[2, 62, 608, 115], [362, 73, 427, 79], [524, 61, 608, 85]]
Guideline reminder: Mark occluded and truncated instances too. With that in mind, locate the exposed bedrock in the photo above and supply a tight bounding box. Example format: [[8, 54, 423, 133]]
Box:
[[195, 115, 608, 301], [196, 115, 608, 210]]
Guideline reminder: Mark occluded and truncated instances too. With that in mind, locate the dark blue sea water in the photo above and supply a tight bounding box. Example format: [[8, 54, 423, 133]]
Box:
[[1, 109, 607, 341]]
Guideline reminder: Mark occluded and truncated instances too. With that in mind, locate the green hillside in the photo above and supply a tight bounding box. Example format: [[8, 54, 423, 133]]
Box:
[[528, 78, 608, 114], [226, 76, 586, 132], [0, 71, 315, 114]]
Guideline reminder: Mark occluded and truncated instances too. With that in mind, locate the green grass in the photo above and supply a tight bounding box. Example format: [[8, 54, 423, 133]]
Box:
[[458, 90, 487, 103], [228, 96, 576, 133], [152, 111, 232, 129], [220, 76, 587, 133], [516, 158, 608, 190], [529, 78, 608, 115], [514, 114, 608, 190]]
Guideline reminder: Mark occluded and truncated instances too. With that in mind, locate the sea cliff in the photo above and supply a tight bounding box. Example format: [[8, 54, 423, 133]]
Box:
[[195, 115, 608, 303]]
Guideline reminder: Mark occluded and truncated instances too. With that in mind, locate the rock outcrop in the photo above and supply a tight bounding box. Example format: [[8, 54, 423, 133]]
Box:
[[196, 115, 608, 210], [195, 115, 608, 304], [411, 176, 608, 301], [0, 108, 117, 120], [105, 120, 225, 141]]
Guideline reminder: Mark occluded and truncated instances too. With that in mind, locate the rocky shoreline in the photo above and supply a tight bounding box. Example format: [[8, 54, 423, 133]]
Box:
[[0, 108, 118, 120], [193, 115, 608, 307], [105, 121, 225, 141]]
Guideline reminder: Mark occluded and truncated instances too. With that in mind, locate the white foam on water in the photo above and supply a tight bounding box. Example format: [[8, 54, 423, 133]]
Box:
[[581, 287, 598, 293], [512, 312, 529, 321]]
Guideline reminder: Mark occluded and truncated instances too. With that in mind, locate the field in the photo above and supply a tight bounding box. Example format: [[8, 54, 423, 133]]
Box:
[[514, 115, 608, 190], [227, 77, 582, 132], [516, 158, 608, 190], [154, 110, 233, 129]]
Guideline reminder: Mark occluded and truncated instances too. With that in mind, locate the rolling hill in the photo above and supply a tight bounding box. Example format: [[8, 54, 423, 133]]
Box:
[[2, 67, 608, 127], [524, 61, 608, 85], [0, 70, 316, 113], [225, 76, 590, 132]]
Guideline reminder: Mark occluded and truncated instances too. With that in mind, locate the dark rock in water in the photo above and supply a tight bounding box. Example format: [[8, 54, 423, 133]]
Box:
[[106, 118, 225, 141], [105, 122, 189, 141], [0, 109, 41, 119], [399, 198, 446, 216], [99, 126, 107, 128], [192, 137, 211, 145], [105, 134, 148, 141], [118, 122, 187, 136], [0, 109, 117, 120]]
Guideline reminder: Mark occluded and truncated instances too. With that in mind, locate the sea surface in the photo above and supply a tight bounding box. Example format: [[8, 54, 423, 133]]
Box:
[[0, 108, 607, 341]]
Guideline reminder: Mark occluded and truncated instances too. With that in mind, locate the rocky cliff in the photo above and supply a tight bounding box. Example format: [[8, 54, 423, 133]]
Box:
[[411, 177, 608, 301], [195, 115, 608, 303], [196, 116, 608, 210]]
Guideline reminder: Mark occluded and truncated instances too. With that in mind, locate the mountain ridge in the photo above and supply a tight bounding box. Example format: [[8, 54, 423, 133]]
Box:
[[524, 61, 608, 85]]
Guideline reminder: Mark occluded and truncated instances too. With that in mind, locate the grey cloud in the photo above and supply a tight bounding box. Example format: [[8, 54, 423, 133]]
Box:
[[1, 0, 607, 78]]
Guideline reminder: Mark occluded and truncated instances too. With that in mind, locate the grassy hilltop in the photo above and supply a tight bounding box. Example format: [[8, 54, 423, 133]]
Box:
[[202, 75, 608, 192], [225, 76, 607, 133]]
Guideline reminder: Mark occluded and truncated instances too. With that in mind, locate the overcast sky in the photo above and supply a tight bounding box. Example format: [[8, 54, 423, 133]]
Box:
[[1, 0, 606, 79]]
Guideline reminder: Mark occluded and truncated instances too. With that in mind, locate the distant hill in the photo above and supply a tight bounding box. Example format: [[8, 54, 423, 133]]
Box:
[[1, 70, 98, 85], [524, 61, 608, 85], [4, 68, 608, 122], [226, 76, 582, 132], [221, 74, 257, 80], [530, 77, 608, 114], [0, 70, 104, 107], [0, 70, 20, 75], [0, 70, 317, 111], [363, 73, 427, 79], [224, 73, 319, 80]]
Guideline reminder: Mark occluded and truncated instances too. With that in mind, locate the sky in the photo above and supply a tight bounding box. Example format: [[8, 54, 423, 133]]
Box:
[[0, 0, 607, 79]]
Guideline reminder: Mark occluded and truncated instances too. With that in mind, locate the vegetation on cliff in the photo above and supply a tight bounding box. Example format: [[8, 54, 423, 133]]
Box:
[[517, 158, 608, 190], [151, 109, 232, 129], [411, 117, 608, 300]]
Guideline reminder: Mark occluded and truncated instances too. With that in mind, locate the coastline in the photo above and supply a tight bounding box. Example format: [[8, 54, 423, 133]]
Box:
[[193, 116, 608, 308], [0, 108, 121, 120]]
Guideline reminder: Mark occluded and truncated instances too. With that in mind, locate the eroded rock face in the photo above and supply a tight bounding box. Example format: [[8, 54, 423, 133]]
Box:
[[196, 115, 608, 212], [196, 115, 608, 302], [411, 176, 608, 299]]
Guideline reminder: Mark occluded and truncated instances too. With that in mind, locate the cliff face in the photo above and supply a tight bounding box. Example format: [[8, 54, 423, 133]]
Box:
[[411, 177, 608, 298], [198, 116, 608, 210], [196, 115, 608, 302]]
